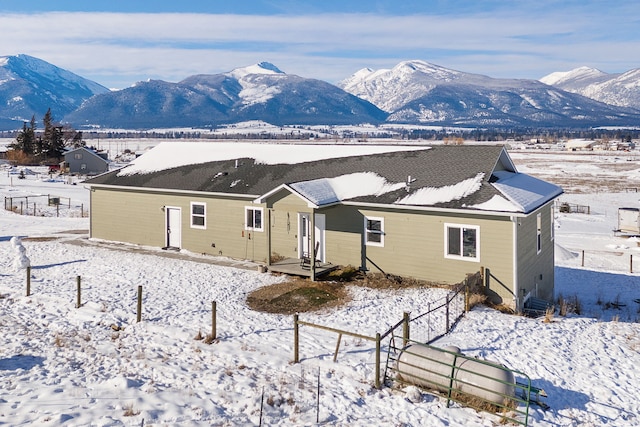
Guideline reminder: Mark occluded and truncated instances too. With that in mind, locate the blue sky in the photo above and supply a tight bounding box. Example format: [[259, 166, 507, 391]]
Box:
[[1, 1, 638, 89]]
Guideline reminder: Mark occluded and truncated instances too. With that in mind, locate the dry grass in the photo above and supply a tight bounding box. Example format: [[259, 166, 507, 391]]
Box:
[[247, 266, 451, 314], [449, 390, 517, 415], [122, 402, 140, 417], [247, 278, 349, 314], [543, 306, 555, 323]]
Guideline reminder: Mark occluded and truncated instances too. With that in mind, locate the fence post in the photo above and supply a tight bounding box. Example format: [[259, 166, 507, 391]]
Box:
[[211, 301, 217, 339], [333, 333, 342, 362], [76, 276, 81, 308], [136, 285, 143, 322], [33, 202, 36, 216], [375, 333, 381, 389], [446, 294, 450, 333], [631, 254, 634, 274], [581, 250, 585, 267], [293, 313, 299, 363], [402, 312, 410, 346], [26, 266, 31, 296]]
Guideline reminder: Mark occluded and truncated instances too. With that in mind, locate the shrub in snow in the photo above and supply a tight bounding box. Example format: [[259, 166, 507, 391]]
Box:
[[10, 236, 30, 270]]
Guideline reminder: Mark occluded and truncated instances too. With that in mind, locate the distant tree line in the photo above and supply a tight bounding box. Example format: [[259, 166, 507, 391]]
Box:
[[8, 108, 84, 165], [2, 125, 638, 149]]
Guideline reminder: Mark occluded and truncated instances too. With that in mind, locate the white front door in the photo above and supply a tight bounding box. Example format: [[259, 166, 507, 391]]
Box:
[[299, 213, 311, 257], [166, 207, 181, 248], [298, 213, 325, 262]]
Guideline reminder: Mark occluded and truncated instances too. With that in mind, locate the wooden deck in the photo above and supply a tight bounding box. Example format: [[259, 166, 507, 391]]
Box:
[[268, 257, 337, 278]]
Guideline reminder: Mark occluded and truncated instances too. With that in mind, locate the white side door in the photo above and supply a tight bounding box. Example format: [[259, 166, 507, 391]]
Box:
[[166, 207, 182, 249]]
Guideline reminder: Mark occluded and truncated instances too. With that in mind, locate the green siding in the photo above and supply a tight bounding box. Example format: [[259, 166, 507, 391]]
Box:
[[91, 185, 554, 310], [268, 191, 312, 260], [90, 187, 268, 262], [320, 205, 515, 299], [516, 202, 555, 304]]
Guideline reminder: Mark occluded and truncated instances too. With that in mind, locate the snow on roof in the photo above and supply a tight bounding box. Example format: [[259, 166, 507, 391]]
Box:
[[291, 172, 487, 208], [290, 172, 406, 206], [491, 170, 563, 213], [117, 141, 431, 176], [469, 194, 520, 212], [396, 173, 485, 206]]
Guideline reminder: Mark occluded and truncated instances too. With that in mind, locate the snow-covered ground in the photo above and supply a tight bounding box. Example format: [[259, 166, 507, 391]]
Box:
[[1, 145, 639, 426]]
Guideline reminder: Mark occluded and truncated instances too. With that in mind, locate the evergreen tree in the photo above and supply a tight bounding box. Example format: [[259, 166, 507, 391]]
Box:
[[40, 108, 65, 160], [70, 130, 85, 148], [10, 116, 36, 155]]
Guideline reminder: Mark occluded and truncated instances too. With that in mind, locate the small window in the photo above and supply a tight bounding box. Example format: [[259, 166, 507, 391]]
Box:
[[74, 153, 83, 160], [190, 202, 206, 229], [245, 207, 263, 231], [364, 216, 384, 247], [445, 223, 479, 261], [536, 213, 542, 254]]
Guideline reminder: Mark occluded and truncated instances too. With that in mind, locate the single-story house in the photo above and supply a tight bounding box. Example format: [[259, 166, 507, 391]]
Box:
[[62, 147, 110, 175], [84, 142, 563, 311], [565, 139, 596, 151]]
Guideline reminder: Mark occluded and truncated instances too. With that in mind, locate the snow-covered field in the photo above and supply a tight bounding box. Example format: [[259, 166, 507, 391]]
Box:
[[1, 144, 639, 426]]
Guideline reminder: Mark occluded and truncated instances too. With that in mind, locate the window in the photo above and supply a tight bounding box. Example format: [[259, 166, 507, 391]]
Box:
[[80, 163, 87, 170], [445, 223, 479, 261], [245, 207, 263, 231], [74, 153, 83, 160], [364, 216, 384, 247], [190, 202, 206, 229], [536, 213, 542, 254]]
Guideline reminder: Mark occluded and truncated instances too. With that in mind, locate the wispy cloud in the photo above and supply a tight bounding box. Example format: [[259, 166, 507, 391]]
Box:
[[1, 7, 638, 89]]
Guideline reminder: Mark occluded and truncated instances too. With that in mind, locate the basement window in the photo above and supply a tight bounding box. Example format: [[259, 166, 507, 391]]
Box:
[[445, 223, 479, 262], [190, 202, 206, 229], [364, 216, 384, 247], [245, 207, 264, 232]]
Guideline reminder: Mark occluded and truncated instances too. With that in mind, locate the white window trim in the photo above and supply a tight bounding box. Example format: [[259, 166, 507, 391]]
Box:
[[444, 223, 480, 262], [190, 202, 206, 229], [364, 216, 385, 247], [245, 206, 264, 232]]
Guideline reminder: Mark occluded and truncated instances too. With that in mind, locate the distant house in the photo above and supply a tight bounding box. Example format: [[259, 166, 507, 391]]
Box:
[[565, 139, 596, 151], [85, 142, 563, 311], [62, 147, 109, 175]]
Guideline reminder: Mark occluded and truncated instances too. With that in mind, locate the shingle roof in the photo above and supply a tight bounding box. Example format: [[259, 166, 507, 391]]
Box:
[[85, 144, 561, 213]]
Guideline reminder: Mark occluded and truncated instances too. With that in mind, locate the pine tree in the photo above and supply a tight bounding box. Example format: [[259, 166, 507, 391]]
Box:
[[10, 116, 36, 155], [41, 108, 65, 160], [41, 108, 54, 158]]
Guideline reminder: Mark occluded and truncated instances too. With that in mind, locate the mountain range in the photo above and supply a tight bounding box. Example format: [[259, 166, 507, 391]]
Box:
[[1, 54, 639, 131], [0, 54, 109, 130]]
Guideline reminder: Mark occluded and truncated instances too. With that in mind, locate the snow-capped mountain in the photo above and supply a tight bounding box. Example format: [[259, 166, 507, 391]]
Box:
[[339, 60, 640, 127], [2, 54, 640, 130], [339, 61, 464, 113], [540, 66, 640, 110], [0, 54, 109, 129], [64, 62, 387, 128]]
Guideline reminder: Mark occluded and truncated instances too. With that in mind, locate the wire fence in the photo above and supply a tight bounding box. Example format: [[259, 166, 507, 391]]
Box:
[[4, 195, 87, 217]]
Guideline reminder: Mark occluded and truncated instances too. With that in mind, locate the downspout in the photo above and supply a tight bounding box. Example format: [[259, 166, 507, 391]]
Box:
[[89, 188, 93, 238], [266, 209, 272, 267], [512, 215, 520, 311], [310, 209, 316, 281]]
